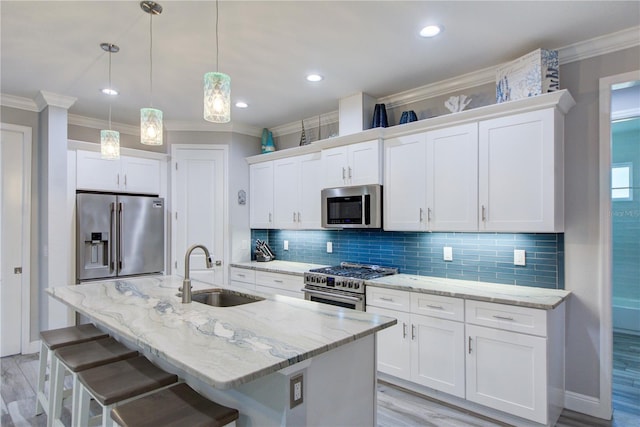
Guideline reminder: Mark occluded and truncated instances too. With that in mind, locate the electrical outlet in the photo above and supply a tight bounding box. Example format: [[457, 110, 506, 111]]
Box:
[[443, 246, 453, 261], [284, 240, 289, 251], [514, 249, 526, 266], [290, 374, 303, 408], [327, 242, 333, 253]]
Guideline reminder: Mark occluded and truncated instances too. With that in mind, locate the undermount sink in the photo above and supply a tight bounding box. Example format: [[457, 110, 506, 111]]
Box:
[[190, 288, 264, 307]]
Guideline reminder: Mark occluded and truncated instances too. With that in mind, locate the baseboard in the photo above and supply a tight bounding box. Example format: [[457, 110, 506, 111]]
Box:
[[564, 391, 611, 420]]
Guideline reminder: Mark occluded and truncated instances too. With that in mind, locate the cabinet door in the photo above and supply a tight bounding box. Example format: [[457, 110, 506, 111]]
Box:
[[466, 324, 547, 423], [427, 123, 478, 231], [478, 109, 557, 232], [321, 146, 349, 188], [411, 313, 465, 398], [273, 157, 299, 229], [76, 150, 120, 192], [348, 140, 381, 186], [366, 306, 411, 381], [121, 156, 160, 195], [383, 135, 427, 231], [298, 153, 323, 229], [249, 162, 274, 228]]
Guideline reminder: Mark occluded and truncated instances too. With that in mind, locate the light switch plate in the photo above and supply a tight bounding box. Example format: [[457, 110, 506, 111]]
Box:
[[443, 246, 453, 261], [284, 240, 289, 251], [514, 249, 526, 266], [327, 242, 333, 253]]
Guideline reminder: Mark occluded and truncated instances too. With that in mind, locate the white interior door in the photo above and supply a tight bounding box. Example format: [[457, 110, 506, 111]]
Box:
[[1, 125, 31, 356], [172, 146, 226, 285]]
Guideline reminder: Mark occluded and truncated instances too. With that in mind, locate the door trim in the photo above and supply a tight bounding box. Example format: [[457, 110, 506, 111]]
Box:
[[1, 123, 35, 354], [596, 69, 640, 420]]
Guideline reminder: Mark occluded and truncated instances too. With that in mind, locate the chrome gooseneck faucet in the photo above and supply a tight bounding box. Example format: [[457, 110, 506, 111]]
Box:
[[181, 244, 213, 303]]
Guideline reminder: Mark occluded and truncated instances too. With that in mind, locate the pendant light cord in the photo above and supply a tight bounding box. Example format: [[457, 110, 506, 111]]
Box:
[[149, 12, 154, 106], [215, 0, 219, 71], [108, 48, 113, 130]]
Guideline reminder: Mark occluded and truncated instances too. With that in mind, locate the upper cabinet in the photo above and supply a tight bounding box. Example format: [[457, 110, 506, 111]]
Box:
[[249, 162, 274, 229], [76, 150, 160, 195], [478, 108, 563, 232], [321, 139, 382, 188], [384, 123, 478, 231], [273, 153, 323, 229]]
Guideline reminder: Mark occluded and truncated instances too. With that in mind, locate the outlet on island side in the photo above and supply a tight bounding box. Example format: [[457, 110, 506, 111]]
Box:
[[290, 374, 304, 408]]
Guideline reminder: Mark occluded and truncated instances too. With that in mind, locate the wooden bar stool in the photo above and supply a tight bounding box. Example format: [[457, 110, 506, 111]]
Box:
[[36, 324, 109, 419], [76, 355, 179, 427], [111, 383, 239, 427], [49, 337, 139, 427]]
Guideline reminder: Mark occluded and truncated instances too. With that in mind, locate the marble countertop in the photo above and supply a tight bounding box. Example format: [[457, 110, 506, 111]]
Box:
[[47, 276, 395, 390], [365, 274, 571, 309], [229, 260, 329, 276]]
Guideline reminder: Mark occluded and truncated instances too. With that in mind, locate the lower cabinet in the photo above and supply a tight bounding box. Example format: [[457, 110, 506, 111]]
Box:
[[366, 288, 465, 398], [228, 267, 304, 299], [367, 286, 565, 426]]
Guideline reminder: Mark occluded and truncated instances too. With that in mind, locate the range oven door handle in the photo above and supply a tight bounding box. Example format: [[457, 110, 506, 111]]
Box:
[[301, 288, 362, 302]]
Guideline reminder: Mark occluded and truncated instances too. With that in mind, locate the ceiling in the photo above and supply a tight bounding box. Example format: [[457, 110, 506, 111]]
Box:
[[2, 1, 639, 131]]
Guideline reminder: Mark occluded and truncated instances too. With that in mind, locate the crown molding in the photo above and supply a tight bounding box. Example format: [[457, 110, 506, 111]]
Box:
[[558, 26, 640, 65], [68, 114, 140, 136], [0, 93, 39, 112], [34, 91, 77, 111], [270, 111, 339, 137], [164, 120, 262, 137]]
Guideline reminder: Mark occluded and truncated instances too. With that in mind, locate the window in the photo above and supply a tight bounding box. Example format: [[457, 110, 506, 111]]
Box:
[[612, 162, 633, 200]]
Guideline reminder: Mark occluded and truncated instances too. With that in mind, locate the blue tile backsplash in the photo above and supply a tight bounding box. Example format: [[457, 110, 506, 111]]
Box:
[[252, 229, 564, 289]]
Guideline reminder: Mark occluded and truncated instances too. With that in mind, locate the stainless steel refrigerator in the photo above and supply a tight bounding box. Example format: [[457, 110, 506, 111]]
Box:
[[76, 193, 165, 281]]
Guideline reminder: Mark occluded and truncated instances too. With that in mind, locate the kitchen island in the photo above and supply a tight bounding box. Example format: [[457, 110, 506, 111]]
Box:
[[47, 276, 396, 426]]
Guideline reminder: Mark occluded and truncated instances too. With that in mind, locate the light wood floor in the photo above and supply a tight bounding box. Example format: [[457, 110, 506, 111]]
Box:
[[2, 333, 638, 427]]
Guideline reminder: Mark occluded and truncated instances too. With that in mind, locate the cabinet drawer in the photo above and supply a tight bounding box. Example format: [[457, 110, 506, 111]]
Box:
[[255, 271, 303, 293], [255, 284, 303, 299], [229, 267, 255, 284], [465, 300, 547, 337], [229, 280, 255, 292], [366, 287, 411, 312], [411, 293, 464, 322]]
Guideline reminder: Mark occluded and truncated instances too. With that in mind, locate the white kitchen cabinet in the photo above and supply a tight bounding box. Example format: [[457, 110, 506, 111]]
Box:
[[366, 288, 465, 398], [465, 300, 565, 425], [384, 123, 477, 232], [249, 162, 274, 228], [273, 153, 322, 229], [229, 267, 256, 292], [478, 108, 563, 232], [76, 150, 160, 195], [322, 139, 381, 188]]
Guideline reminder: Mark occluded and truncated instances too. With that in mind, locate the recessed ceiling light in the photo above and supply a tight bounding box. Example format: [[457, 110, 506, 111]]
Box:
[[101, 88, 118, 96], [306, 74, 323, 82], [419, 25, 442, 38], [235, 101, 248, 108]]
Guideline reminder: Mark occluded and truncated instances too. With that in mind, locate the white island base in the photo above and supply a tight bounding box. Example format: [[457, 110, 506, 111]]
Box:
[[142, 334, 376, 427]]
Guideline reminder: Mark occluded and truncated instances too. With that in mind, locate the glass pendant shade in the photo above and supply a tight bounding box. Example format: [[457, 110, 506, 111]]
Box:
[[204, 72, 231, 123], [140, 107, 163, 145], [100, 130, 120, 160]]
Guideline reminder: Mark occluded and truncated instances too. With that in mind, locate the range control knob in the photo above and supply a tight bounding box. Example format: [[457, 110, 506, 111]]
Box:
[[354, 283, 360, 289]]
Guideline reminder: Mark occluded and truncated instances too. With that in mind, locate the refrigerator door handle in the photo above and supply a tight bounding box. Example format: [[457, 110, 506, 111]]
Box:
[[118, 202, 124, 271], [110, 202, 116, 272]]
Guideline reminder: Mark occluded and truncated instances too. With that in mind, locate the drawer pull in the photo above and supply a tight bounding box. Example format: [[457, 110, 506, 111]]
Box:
[[426, 304, 444, 310], [493, 315, 515, 321], [411, 324, 416, 340], [237, 273, 245, 277], [379, 297, 394, 302], [274, 279, 284, 283], [402, 322, 407, 338]]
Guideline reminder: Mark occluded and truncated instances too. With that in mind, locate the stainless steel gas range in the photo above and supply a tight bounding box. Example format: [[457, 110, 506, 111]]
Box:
[[303, 262, 398, 311]]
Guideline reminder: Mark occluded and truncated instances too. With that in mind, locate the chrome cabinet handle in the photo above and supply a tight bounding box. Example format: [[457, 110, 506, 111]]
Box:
[[380, 297, 394, 302], [427, 208, 432, 222], [274, 279, 284, 283], [269, 212, 272, 222], [237, 273, 245, 277], [342, 167, 346, 179], [348, 167, 352, 179], [481, 205, 486, 222], [124, 174, 127, 186], [297, 212, 301, 222], [293, 212, 296, 222], [493, 315, 515, 321], [402, 322, 407, 338], [419, 208, 424, 222], [116, 173, 120, 186], [411, 324, 416, 340], [426, 304, 443, 310], [468, 336, 472, 354]]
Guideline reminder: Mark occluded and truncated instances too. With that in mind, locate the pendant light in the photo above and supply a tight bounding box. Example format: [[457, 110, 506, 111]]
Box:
[[203, 0, 231, 123], [140, 1, 163, 145], [100, 42, 120, 160]]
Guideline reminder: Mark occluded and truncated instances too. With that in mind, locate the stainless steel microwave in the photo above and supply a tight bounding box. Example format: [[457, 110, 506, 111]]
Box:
[[321, 184, 382, 228]]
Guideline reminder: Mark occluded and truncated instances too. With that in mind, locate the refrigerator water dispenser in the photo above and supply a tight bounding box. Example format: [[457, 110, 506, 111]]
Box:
[[82, 232, 109, 269]]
